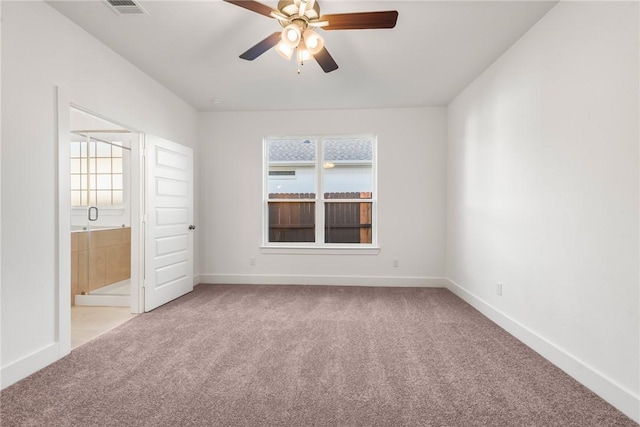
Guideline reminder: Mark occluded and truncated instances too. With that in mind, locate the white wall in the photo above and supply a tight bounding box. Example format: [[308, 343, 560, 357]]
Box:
[[1, 1, 199, 387], [446, 1, 639, 420], [199, 108, 447, 285]]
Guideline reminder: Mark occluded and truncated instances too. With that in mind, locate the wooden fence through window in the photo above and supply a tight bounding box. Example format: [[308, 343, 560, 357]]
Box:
[[268, 192, 372, 243], [268, 193, 315, 243]]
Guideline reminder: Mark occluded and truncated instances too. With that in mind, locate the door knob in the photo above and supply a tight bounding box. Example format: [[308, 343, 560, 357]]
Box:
[[188, 225, 196, 230]]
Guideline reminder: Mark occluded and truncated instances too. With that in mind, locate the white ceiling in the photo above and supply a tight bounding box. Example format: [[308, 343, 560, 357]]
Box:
[[46, 0, 557, 112]]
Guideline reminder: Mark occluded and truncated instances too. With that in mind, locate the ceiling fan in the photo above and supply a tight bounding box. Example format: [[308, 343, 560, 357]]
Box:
[[223, 0, 399, 73]]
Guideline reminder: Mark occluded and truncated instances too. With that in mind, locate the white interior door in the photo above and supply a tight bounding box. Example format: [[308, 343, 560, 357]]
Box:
[[144, 135, 194, 311]]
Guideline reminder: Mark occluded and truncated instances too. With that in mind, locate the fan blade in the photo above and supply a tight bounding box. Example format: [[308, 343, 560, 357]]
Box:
[[223, 0, 279, 18], [314, 47, 338, 73], [320, 11, 398, 30], [239, 32, 281, 60]]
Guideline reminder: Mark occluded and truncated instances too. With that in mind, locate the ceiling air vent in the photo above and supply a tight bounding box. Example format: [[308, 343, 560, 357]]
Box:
[[104, 0, 147, 15]]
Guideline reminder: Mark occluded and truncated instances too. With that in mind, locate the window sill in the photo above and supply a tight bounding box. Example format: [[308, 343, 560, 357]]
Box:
[[261, 246, 380, 255]]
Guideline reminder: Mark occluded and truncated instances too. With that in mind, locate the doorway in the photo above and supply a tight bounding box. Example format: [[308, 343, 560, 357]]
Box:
[[68, 106, 142, 313], [57, 93, 193, 356]]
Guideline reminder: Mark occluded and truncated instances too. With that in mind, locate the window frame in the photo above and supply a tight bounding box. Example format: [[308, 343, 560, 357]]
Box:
[[70, 137, 127, 208], [262, 134, 378, 251]]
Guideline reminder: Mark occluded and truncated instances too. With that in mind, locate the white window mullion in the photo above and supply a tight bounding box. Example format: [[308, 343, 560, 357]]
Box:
[[86, 136, 91, 206], [316, 137, 324, 245], [263, 138, 269, 246], [371, 136, 378, 246]]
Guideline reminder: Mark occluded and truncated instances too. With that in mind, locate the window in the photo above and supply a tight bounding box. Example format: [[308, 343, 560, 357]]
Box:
[[265, 135, 376, 246], [70, 138, 124, 207]]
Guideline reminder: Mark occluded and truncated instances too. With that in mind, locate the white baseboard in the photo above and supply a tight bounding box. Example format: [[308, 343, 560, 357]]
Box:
[[1, 343, 60, 390], [445, 278, 639, 424], [198, 274, 447, 288]]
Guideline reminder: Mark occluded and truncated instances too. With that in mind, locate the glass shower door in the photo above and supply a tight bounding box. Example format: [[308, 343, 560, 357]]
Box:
[[70, 133, 89, 298], [71, 133, 129, 301], [71, 133, 100, 297]]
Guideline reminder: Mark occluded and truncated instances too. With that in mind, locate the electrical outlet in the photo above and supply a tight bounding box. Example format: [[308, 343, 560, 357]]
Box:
[[393, 259, 400, 268], [496, 282, 503, 296], [249, 257, 256, 266]]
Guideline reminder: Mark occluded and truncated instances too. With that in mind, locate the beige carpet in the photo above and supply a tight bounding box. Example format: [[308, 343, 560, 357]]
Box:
[[1, 284, 636, 426]]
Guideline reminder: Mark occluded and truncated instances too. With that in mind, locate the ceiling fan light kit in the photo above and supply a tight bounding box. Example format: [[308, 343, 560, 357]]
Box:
[[281, 23, 302, 47], [224, 0, 398, 73], [275, 41, 294, 60], [303, 29, 323, 54], [296, 39, 312, 63]]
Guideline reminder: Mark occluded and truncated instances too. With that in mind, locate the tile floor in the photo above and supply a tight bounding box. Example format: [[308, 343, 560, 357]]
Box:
[[71, 306, 137, 349]]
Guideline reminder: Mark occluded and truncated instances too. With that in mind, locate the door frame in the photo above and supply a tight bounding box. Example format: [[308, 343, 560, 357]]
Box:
[[56, 88, 144, 357]]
